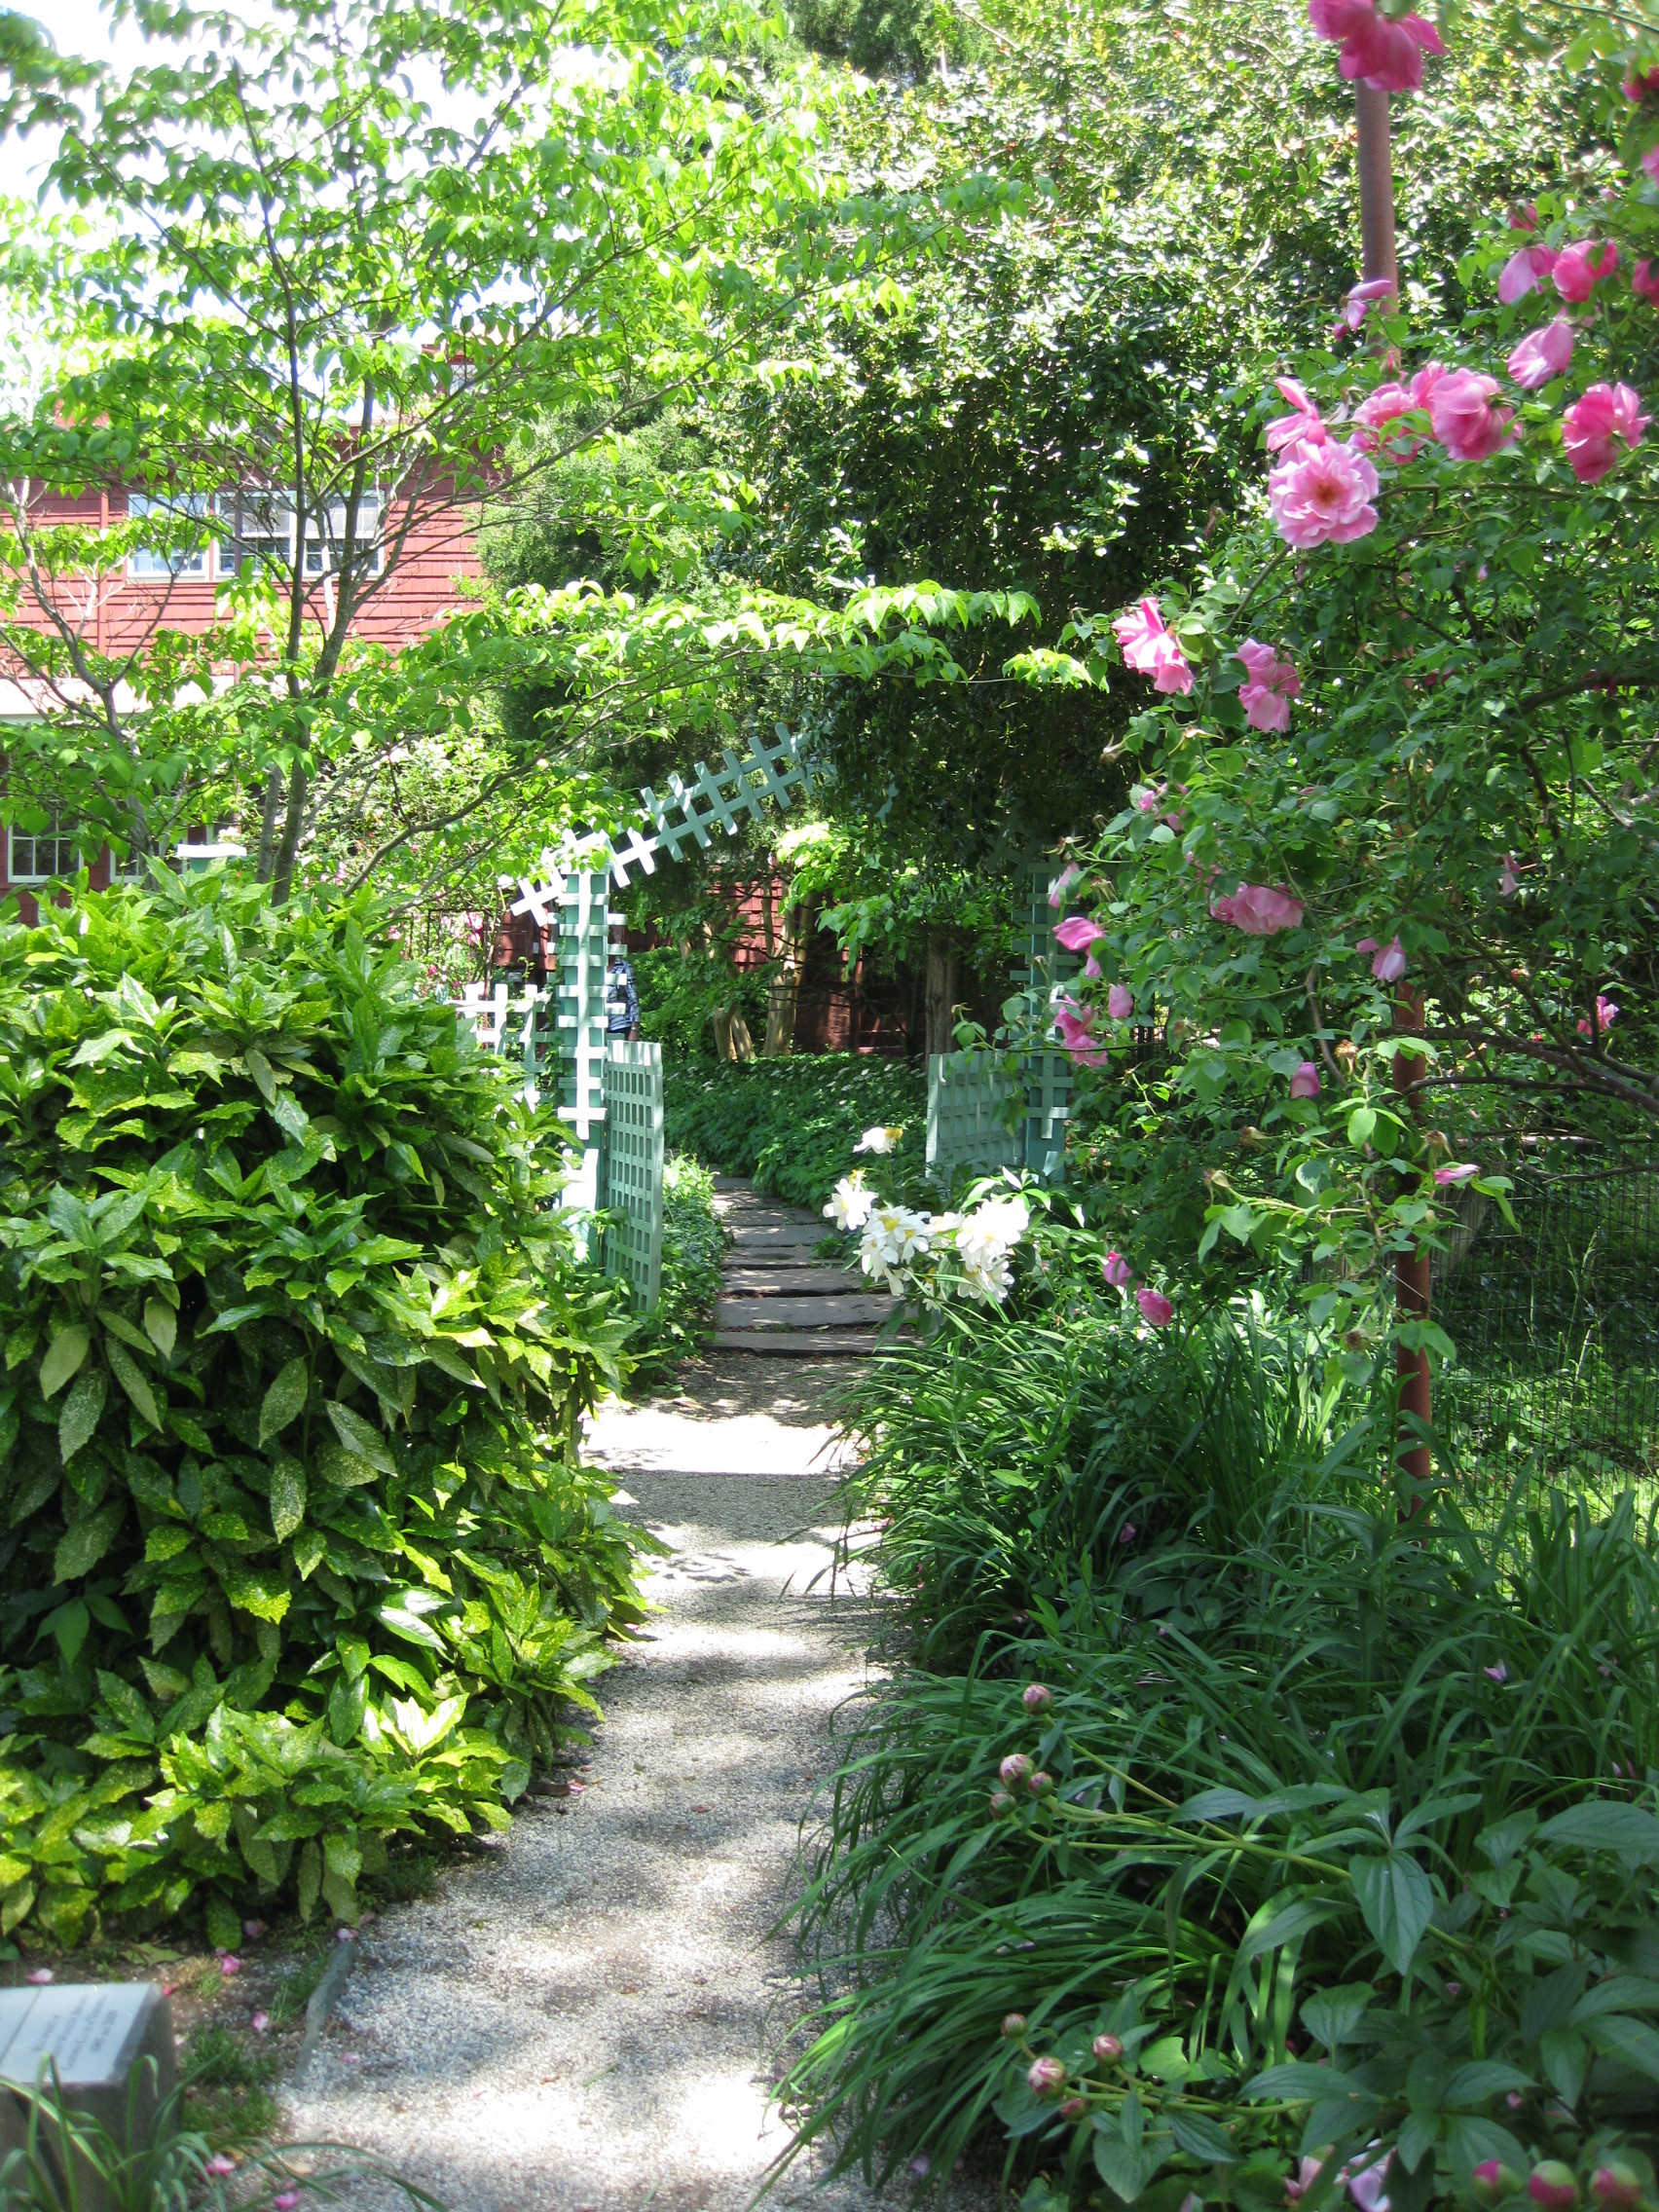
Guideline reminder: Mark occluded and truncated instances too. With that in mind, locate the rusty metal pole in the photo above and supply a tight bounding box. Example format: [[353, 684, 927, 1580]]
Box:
[[1355, 83, 1431, 1492]]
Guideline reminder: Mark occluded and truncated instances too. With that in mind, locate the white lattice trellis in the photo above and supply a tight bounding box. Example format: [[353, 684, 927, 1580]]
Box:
[[603, 1042, 664, 1310]]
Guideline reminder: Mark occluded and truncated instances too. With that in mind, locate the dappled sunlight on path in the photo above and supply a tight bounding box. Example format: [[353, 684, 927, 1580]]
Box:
[[282, 1268, 927, 2212]]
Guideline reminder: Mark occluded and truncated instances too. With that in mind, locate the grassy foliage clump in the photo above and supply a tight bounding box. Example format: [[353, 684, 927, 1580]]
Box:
[[626, 1153, 727, 1384], [664, 1052, 926, 1212], [0, 872, 653, 1952], [787, 1306, 1659, 2212]]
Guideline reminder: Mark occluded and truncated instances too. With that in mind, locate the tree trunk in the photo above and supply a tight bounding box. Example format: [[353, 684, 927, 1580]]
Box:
[[1392, 984, 1432, 1494], [712, 1008, 734, 1060], [271, 759, 308, 904], [762, 895, 814, 1058], [924, 926, 959, 1058], [730, 1011, 756, 1061]]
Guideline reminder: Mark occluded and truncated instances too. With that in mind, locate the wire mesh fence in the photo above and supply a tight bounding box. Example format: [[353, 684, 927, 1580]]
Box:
[[1432, 1139, 1659, 1490]]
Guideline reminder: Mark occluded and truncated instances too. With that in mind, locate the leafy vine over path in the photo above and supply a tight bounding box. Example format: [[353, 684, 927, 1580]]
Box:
[[281, 1190, 934, 2212]]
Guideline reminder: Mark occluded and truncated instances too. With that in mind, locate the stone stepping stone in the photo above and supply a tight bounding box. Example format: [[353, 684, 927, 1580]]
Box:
[[711, 1327, 891, 1355], [722, 1266, 858, 1295], [716, 1294, 892, 1329]]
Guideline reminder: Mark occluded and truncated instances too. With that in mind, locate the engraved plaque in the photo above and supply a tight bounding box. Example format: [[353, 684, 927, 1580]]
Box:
[[0, 1982, 176, 2209]]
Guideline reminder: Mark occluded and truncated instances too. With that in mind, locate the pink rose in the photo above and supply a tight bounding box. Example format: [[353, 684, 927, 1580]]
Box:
[[1553, 240, 1618, 304], [1055, 1002, 1108, 1066], [1435, 1162, 1480, 1185], [1562, 383, 1650, 483], [1371, 936, 1408, 982], [1289, 1060, 1322, 1099], [1221, 883, 1306, 936], [1499, 853, 1522, 897], [1626, 67, 1659, 101], [1107, 982, 1133, 1020], [1268, 438, 1381, 548], [1429, 369, 1516, 462], [1112, 597, 1194, 694], [1102, 1251, 1132, 1287], [1131, 781, 1165, 812], [1265, 376, 1328, 459], [1497, 244, 1558, 305], [1577, 993, 1620, 1037], [1054, 914, 1106, 954], [1136, 1286, 1174, 1327], [1635, 258, 1659, 304], [1352, 382, 1429, 458], [1506, 317, 1573, 391], [1236, 639, 1301, 731], [1047, 864, 1083, 908], [1308, 0, 1442, 89], [1332, 275, 1396, 339]]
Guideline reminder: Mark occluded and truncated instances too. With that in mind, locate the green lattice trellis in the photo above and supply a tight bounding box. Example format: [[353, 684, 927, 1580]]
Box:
[[926, 1051, 1023, 1186], [603, 1042, 665, 1310]]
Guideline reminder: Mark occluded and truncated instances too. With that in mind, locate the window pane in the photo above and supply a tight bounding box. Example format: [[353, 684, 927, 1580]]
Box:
[[129, 492, 209, 576], [9, 815, 77, 881], [217, 489, 294, 575]]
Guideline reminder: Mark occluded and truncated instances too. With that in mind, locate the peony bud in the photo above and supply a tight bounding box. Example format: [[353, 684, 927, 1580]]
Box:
[[989, 1790, 1015, 1818], [1028, 2056, 1068, 2098], [1058, 2097, 1088, 2120], [999, 1753, 1034, 1788], [1001, 2013, 1028, 2039], [1530, 2165, 1580, 2212], [1592, 2169, 1643, 2212], [1022, 1683, 1053, 1714], [1475, 2163, 1523, 2205], [1028, 1771, 1055, 1798], [1091, 2033, 1124, 2064]]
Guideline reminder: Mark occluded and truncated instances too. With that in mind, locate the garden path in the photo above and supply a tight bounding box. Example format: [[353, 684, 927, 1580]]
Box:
[[281, 1185, 929, 2212]]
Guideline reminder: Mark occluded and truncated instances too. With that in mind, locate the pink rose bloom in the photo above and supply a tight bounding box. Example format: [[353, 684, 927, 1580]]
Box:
[[1434, 1163, 1480, 1185], [1107, 982, 1133, 1020], [1047, 864, 1082, 908], [1577, 994, 1620, 1036], [1348, 2156, 1393, 2212], [1308, 0, 1442, 90], [1054, 914, 1106, 954], [1131, 781, 1165, 812], [1626, 67, 1659, 100], [1507, 317, 1573, 390], [1352, 382, 1430, 458], [1102, 1250, 1131, 1287], [1055, 1002, 1108, 1066], [1112, 597, 1194, 694], [1497, 244, 1558, 305], [1265, 376, 1328, 459], [1635, 258, 1659, 305], [1236, 639, 1301, 731], [1430, 370, 1516, 462], [1562, 383, 1650, 483], [1289, 1060, 1322, 1099], [1332, 276, 1395, 339], [1371, 936, 1408, 982], [1268, 439, 1381, 548], [1224, 883, 1306, 936], [1136, 1286, 1174, 1327], [1553, 240, 1618, 304], [1499, 853, 1522, 897]]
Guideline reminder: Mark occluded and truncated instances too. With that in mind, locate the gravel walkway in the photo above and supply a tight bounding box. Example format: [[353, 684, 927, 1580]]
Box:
[[282, 1322, 900, 2212]]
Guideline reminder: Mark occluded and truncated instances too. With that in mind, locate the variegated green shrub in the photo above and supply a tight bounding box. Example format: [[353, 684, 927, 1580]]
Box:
[[0, 869, 652, 1951]]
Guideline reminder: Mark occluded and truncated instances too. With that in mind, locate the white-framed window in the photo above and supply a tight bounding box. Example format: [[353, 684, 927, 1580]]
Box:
[[9, 815, 79, 882], [303, 491, 384, 579], [128, 492, 211, 579], [214, 487, 384, 581]]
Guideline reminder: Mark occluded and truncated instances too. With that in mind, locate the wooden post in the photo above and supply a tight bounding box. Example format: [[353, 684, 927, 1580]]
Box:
[[924, 925, 959, 1058], [1356, 84, 1430, 1488]]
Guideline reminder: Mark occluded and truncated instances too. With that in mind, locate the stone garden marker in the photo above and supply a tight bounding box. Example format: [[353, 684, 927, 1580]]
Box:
[[0, 1982, 176, 2205]]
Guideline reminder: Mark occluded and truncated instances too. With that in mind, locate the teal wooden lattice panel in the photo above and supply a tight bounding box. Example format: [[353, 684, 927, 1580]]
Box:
[[604, 1043, 664, 1310], [553, 870, 608, 1137], [926, 1051, 1023, 1186]]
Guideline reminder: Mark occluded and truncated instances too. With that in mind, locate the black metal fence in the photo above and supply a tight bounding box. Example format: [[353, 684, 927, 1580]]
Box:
[[1431, 1142, 1659, 1487]]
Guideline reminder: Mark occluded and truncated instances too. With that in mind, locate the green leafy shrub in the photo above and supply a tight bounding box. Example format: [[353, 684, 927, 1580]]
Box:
[[0, 870, 652, 1950], [788, 1309, 1659, 2205], [664, 1053, 927, 1212], [626, 1154, 727, 1385]]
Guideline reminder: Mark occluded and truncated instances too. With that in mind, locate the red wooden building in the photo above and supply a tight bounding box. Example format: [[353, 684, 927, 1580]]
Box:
[[1, 481, 482, 920]]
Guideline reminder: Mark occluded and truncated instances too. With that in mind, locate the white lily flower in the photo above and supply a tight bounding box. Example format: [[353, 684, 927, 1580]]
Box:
[[853, 1125, 903, 1156], [824, 1171, 875, 1232]]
